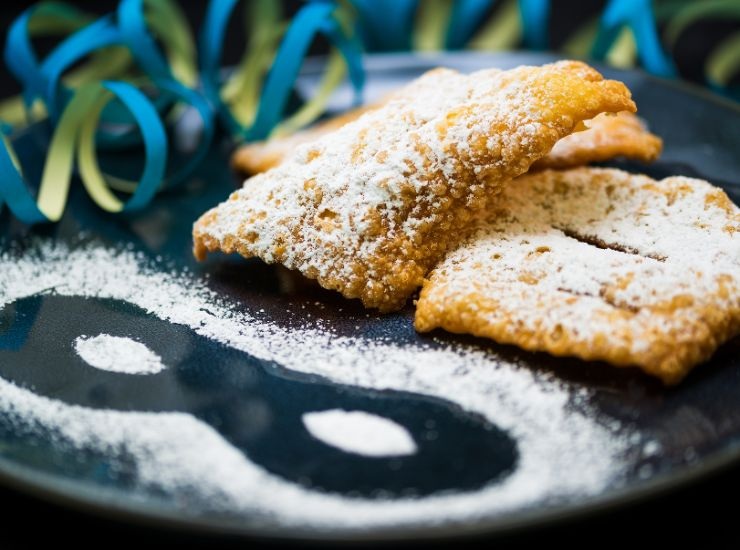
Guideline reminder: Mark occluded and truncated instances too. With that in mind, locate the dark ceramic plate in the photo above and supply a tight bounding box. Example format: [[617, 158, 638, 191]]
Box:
[[0, 52, 739, 542]]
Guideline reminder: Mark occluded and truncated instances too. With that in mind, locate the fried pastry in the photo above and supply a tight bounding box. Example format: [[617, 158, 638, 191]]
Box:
[[415, 167, 740, 384], [531, 111, 662, 170], [231, 108, 660, 176], [231, 102, 381, 174], [193, 61, 635, 312], [229, 69, 470, 175]]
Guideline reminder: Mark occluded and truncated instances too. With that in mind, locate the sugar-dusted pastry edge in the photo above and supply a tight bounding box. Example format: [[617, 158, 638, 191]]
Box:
[[415, 286, 740, 385]]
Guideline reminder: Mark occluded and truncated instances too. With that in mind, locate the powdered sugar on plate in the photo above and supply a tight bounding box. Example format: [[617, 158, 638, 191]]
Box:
[[302, 410, 418, 457], [74, 334, 166, 375], [0, 241, 638, 531]]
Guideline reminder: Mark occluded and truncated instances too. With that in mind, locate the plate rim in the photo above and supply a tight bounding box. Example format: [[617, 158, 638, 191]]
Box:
[[1, 436, 739, 543]]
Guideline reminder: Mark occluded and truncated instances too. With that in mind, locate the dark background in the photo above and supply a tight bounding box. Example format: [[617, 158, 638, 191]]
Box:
[[0, 0, 738, 546]]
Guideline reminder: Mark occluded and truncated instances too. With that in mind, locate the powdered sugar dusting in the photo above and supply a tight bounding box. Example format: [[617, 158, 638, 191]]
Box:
[[303, 410, 417, 457], [0, 241, 636, 530], [74, 334, 165, 375]]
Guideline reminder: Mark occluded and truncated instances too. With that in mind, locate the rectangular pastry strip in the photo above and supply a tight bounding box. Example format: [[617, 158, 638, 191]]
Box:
[[415, 167, 740, 384]]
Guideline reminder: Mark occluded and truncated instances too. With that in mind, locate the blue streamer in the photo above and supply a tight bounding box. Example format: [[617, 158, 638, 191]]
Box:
[[154, 79, 215, 189], [117, 0, 176, 81], [5, 6, 55, 110], [41, 16, 123, 121], [0, 81, 170, 224], [98, 81, 168, 212], [592, 0, 676, 78], [519, 0, 550, 50], [0, 138, 49, 224], [248, 3, 338, 139], [352, 0, 417, 52], [199, 0, 240, 134], [447, 0, 495, 50], [200, 0, 363, 140], [318, 15, 365, 101], [36, 14, 159, 149], [248, 3, 364, 139]]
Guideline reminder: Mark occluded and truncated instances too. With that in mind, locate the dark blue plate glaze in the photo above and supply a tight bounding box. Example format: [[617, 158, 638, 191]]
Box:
[[0, 52, 739, 542]]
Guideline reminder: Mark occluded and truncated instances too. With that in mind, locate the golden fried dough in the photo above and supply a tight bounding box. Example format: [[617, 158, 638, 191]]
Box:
[[532, 111, 662, 170], [231, 102, 381, 174], [229, 69, 473, 175], [231, 106, 660, 176], [194, 61, 635, 312], [415, 167, 740, 384]]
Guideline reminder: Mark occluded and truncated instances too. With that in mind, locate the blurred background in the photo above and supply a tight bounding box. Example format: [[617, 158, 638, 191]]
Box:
[[0, 0, 738, 103]]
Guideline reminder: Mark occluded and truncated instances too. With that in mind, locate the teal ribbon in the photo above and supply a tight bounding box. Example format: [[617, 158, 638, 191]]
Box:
[[200, 0, 363, 141], [592, 0, 676, 78], [447, 0, 495, 50], [41, 16, 123, 121], [352, 0, 417, 52], [247, 1, 364, 139], [0, 81, 167, 223], [519, 0, 550, 50]]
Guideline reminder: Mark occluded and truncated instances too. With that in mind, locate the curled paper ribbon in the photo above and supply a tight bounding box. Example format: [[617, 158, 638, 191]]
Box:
[[201, 0, 363, 140], [354, 0, 739, 95], [0, 81, 166, 223], [0, 0, 363, 226]]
